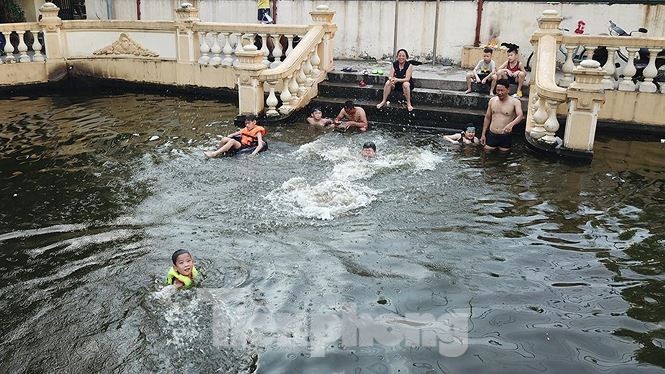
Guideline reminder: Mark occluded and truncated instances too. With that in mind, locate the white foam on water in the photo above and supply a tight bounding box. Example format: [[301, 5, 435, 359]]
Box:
[[268, 137, 443, 220], [266, 177, 379, 220]]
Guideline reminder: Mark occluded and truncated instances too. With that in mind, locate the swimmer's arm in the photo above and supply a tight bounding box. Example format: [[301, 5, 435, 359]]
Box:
[[504, 99, 524, 133], [251, 133, 264, 155], [323, 118, 334, 126], [443, 133, 462, 143], [173, 279, 184, 289], [227, 130, 242, 138], [480, 100, 493, 145], [334, 109, 346, 123]]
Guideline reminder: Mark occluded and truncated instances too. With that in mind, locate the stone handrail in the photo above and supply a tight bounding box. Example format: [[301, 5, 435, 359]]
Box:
[[527, 10, 608, 159], [61, 20, 177, 31], [0, 22, 40, 33], [260, 25, 324, 81], [1, 2, 337, 119], [193, 22, 310, 36], [561, 34, 665, 49]]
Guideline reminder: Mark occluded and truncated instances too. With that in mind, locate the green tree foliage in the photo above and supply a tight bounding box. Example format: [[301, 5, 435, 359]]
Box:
[[0, 0, 26, 23]]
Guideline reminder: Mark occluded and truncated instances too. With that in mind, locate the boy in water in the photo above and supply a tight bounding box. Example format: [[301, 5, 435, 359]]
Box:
[[166, 249, 200, 290], [307, 108, 334, 127], [204, 114, 267, 158], [361, 141, 376, 158], [443, 126, 480, 145], [464, 48, 496, 94]]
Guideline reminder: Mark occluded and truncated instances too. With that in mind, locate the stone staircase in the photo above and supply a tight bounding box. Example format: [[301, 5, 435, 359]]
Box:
[[310, 70, 529, 131]]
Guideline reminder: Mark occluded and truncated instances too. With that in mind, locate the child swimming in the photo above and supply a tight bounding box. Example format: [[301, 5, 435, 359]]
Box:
[[166, 249, 200, 290]]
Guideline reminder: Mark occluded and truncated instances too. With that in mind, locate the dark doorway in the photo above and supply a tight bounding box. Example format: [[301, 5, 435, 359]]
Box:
[[51, 0, 87, 20]]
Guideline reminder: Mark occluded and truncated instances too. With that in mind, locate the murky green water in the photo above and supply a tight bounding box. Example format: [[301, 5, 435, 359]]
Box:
[[0, 90, 664, 373]]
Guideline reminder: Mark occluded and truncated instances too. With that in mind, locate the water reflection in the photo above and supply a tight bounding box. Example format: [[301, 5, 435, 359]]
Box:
[[0, 91, 664, 372]]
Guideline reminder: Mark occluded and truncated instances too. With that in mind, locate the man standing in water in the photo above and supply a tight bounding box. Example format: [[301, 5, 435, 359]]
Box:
[[480, 79, 523, 151]]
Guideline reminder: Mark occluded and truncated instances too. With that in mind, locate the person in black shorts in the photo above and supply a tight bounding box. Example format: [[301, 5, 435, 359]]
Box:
[[480, 79, 524, 151], [376, 49, 415, 111]]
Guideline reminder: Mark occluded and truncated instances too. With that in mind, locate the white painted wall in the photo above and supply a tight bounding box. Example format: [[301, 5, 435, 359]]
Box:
[[77, 0, 665, 63]]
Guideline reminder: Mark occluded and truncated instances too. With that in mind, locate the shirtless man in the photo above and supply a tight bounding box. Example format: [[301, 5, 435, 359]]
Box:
[[334, 100, 368, 132], [480, 79, 523, 151]]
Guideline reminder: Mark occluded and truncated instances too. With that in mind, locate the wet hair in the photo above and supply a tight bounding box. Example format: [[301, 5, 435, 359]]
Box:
[[496, 79, 510, 89], [362, 141, 376, 151], [310, 107, 322, 114], [483, 47, 493, 54], [396, 49, 409, 59], [245, 114, 257, 122], [501, 42, 519, 54], [344, 100, 355, 110], [172, 249, 191, 264], [465, 126, 476, 133]]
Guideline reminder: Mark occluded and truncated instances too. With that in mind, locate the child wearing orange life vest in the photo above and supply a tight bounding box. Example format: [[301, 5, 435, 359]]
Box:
[[204, 114, 268, 158], [166, 249, 200, 290]]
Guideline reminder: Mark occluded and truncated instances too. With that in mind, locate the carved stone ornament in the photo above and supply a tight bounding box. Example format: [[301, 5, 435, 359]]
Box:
[[93, 33, 159, 57]]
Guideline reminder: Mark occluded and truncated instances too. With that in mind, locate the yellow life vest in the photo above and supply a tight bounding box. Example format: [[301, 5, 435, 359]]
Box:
[[166, 266, 199, 289]]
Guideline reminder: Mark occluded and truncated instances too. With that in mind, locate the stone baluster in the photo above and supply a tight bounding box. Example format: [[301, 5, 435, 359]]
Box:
[[279, 76, 293, 114], [38, 2, 63, 60], [297, 62, 307, 96], [222, 32, 233, 66], [259, 33, 270, 67], [310, 5, 336, 72], [563, 60, 605, 153], [233, 33, 244, 67], [541, 99, 562, 144], [234, 44, 267, 115], [2, 32, 15, 63], [303, 53, 314, 87], [559, 44, 576, 87], [529, 94, 549, 141], [197, 32, 210, 65], [618, 47, 639, 92], [17, 31, 30, 62], [638, 48, 660, 93], [209, 33, 222, 66], [265, 79, 280, 116], [584, 46, 596, 61], [31, 31, 44, 62], [285, 35, 294, 57], [289, 74, 300, 107], [270, 35, 282, 68], [311, 43, 321, 77], [601, 47, 618, 90]]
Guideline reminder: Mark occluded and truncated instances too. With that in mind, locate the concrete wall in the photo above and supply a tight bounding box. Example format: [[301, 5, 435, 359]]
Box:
[[80, 0, 665, 63]]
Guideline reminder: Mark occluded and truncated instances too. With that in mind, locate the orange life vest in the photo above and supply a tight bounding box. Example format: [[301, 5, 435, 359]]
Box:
[[240, 126, 267, 146]]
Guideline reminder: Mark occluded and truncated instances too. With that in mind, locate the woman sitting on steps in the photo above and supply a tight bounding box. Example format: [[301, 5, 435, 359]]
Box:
[[377, 49, 415, 112]]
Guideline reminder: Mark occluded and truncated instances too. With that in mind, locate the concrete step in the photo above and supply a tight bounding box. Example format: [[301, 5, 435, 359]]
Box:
[[310, 96, 490, 131], [327, 71, 467, 91], [326, 71, 531, 96], [317, 81, 529, 112]]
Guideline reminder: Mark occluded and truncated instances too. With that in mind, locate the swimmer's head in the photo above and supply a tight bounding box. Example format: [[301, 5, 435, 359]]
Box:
[[245, 114, 256, 127], [344, 100, 356, 114], [361, 141, 376, 158], [310, 108, 323, 120], [171, 249, 194, 276], [464, 126, 476, 139]]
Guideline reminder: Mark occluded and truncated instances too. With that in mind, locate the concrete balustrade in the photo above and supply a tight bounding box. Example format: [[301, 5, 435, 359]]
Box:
[[1, 2, 336, 118], [527, 9, 665, 159]]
